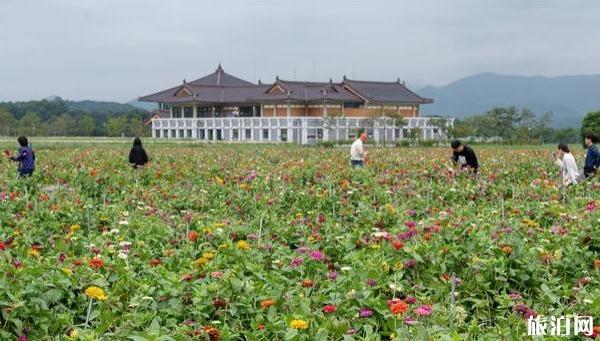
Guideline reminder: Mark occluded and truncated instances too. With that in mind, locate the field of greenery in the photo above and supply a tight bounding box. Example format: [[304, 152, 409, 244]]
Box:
[[0, 140, 598, 340]]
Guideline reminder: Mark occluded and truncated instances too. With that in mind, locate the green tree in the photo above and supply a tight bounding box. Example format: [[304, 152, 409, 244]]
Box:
[[49, 113, 76, 136], [18, 112, 44, 136], [428, 116, 450, 145], [106, 116, 128, 137], [581, 110, 600, 142], [0, 109, 17, 136], [127, 116, 148, 137], [79, 115, 96, 136]]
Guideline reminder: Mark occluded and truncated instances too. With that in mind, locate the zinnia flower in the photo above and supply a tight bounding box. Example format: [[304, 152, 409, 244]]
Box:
[[290, 258, 304, 267], [388, 299, 408, 315], [392, 240, 404, 250], [88, 257, 104, 269], [328, 271, 338, 280], [414, 304, 432, 316], [289, 319, 308, 330], [322, 304, 337, 313], [85, 286, 107, 301], [236, 240, 250, 251], [359, 307, 373, 318], [260, 299, 276, 309], [188, 231, 199, 242], [309, 250, 325, 261]]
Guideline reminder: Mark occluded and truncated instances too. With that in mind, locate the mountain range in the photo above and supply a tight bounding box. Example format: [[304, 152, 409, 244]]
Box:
[[418, 73, 600, 127]]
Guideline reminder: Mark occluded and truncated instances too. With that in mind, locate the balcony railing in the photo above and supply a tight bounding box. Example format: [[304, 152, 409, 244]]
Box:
[[151, 117, 454, 144]]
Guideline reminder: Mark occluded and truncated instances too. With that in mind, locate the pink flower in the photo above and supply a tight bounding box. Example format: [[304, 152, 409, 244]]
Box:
[[405, 296, 416, 304], [309, 250, 325, 261], [586, 201, 597, 212], [210, 271, 223, 279], [508, 292, 522, 300], [414, 305, 432, 316], [322, 304, 337, 313], [290, 258, 304, 267], [404, 315, 418, 325], [328, 271, 338, 280], [405, 221, 416, 228]]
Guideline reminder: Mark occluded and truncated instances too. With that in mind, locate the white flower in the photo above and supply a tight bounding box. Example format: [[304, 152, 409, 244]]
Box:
[[341, 266, 351, 271], [118, 220, 129, 225], [110, 228, 120, 234], [141, 296, 154, 301], [389, 283, 402, 292], [117, 252, 128, 259]]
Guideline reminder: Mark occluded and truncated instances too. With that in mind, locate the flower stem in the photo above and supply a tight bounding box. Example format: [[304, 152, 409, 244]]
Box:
[[85, 297, 93, 327]]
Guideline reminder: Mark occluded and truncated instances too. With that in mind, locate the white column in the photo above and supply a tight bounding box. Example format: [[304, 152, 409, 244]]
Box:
[[152, 127, 156, 138]]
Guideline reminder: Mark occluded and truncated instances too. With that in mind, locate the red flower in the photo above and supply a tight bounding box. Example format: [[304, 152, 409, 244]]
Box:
[[392, 240, 404, 250], [0, 241, 5, 251], [88, 257, 104, 269], [301, 279, 314, 288], [188, 231, 199, 242], [322, 304, 337, 313], [388, 299, 409, 315], [150, 259, 161, 267]]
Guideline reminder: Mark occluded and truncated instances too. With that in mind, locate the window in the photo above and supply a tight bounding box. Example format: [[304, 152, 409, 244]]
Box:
[[262, 129, 269, 140], [199, 130, 205, 140], [186, 129, 192, 138], [216, 129, 223, 141], [280, 129, 288, 142], [173, 107, 182, 118], [317, 129, 323, 139], [184, 107, 193, 118], [155, 130, 161, 138], [163, 129, 168, 138], [245, 129, 251, 139], [178, 129, 184, 138], [208, 130, 214, 140], [171, 130, 176, 138], [232, 129, 239, 139]]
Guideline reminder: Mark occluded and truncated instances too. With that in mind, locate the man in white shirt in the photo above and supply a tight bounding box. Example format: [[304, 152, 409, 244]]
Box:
[[350, 131, 368, 168], [555, 143, 580, 186]]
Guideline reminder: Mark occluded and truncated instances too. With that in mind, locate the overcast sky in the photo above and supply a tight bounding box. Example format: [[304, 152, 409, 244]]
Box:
[[1, 0, 599, 102]]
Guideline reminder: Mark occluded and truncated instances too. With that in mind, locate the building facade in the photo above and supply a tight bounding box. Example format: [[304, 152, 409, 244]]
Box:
[[140, 64, 453, 144]]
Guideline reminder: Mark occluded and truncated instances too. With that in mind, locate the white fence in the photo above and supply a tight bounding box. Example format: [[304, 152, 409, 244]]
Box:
[[151, 117, 454, 145]]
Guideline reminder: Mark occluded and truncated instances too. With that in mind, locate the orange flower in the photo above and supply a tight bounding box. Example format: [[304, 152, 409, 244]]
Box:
[[88, 257, 104, 269], [501, 245, 512, 254], [301, 279, 314, 288], [188, 231, 199, 242], [260, 299, 276, 309], [390, 300, 409, 315], [423, 233, 432, 241], [594, 259, 600, 268]]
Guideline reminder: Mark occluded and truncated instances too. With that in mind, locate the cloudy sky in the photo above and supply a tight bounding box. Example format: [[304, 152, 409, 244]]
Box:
[[1, 0, 599, 102]]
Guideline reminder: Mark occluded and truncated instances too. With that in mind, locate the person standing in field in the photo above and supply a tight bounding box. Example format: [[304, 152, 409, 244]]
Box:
[[129, 137, 149, 168], [450, 140, 479, 175], [350, 131, 368, 168], [4, 136, 35, 178], [583, 133, 600, 178], [555, 143, 579, 186]]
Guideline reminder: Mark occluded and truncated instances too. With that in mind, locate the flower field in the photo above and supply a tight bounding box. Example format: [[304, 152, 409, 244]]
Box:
[[0, 141, 598, 340]]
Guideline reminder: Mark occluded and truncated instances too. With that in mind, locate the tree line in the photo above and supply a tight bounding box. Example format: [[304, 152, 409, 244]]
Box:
[[448, 107, 597, 144], [0, 98, 151, 137]]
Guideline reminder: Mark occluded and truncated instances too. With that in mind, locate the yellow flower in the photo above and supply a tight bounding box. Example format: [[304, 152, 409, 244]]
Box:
[[370, 243, 380, 250], [236, 240, 250, 251], [70, 224, 81, 232], [85, 286, 107, 301], [194, 257, 209, 267], [394, 261, 404, 270], [290, 319, 308, 330], [203, 227, 213, 234], [202, 252, 215, 260], [27, 248, 40, 257], [381, 261, 390, 272], [62, 267, 73, 276], [218, 243, 229, 250], [69, 329, 79, 338]]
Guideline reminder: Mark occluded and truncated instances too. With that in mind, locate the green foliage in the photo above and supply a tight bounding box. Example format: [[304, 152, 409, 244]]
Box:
[[581, 110, 600, 139], [0, 98, 150, 137]]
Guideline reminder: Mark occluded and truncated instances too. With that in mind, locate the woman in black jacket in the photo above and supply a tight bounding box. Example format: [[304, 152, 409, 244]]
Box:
[[129, 137, 149, 168]]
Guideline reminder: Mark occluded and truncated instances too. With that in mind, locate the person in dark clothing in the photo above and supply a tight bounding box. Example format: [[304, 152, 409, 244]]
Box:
[[129, 137, 149, 168], [583, 133, 600, 178], [450, 140, 479, 175], [5, 136, 35, 178]]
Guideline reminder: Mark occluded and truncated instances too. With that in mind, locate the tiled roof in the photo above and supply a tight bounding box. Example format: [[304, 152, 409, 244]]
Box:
[[342, 78, 433, 104], [139, 66, 433, 106]]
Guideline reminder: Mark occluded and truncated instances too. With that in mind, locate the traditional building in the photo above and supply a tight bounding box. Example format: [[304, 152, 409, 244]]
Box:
[[140, 64, 452, 144]]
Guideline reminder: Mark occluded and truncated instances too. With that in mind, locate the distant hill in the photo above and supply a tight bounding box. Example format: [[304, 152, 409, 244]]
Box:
[[127, 99, 157, 111], [419, 73, 600, 127], [67, 99, 145, 114]]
